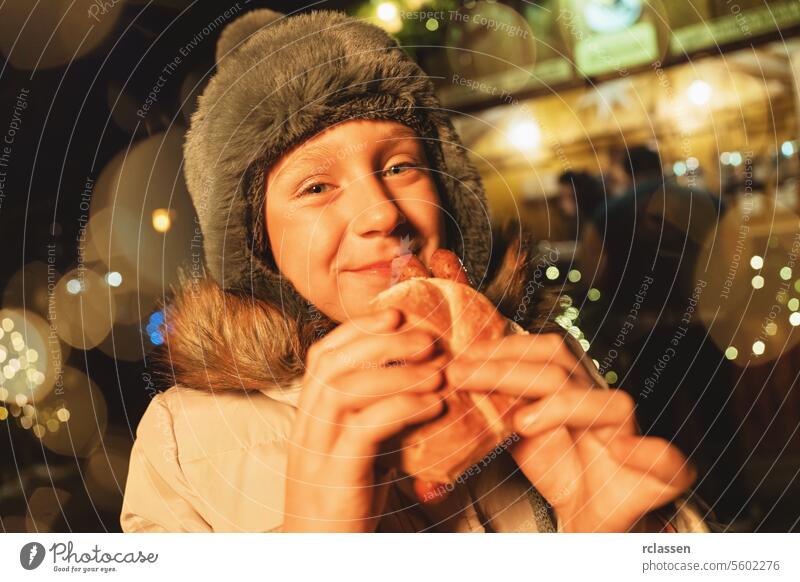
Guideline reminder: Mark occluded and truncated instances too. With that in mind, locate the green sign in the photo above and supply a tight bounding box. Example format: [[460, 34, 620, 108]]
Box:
[[671, 1, 800, 56], [575, 21, 659, 77]]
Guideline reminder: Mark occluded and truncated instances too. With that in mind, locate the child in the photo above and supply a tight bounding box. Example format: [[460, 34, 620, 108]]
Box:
[[120, 9, 707, 533]]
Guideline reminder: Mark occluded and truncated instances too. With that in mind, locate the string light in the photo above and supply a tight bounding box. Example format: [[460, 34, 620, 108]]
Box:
[[752, 341, 765, 356], [545, 266, 560, 280], [724, 346, 738, 360], [376, 2, 398, 21], [790, 312, 800, 327], [751, 275, 764, 289], [567, 269, 581, 283], [780, 267, 792, 281], [750, 255, 763, 269], [151, 208, 172, 233], [105, 271, 122, 287], [588, 288, 601, 301], [146, 310, 166, 346]]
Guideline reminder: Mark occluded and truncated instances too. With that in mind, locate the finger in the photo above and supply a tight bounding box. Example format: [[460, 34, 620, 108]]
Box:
[[306, 308, 403, 373], [298, 363, 445, 446], [607, 436, 697, 490], [307, 363, 445, 435], [513, 388, 636, 437], [336, 393, 445, 457], [447, 358, 581, 398], [455, 333, 593, 383], [300, 308, 406, 408], [321, 327, 444, 373]]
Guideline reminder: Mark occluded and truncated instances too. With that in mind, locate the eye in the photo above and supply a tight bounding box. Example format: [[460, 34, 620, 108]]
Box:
[[298, 181, 335, 197], [382, 162, 420, 177]]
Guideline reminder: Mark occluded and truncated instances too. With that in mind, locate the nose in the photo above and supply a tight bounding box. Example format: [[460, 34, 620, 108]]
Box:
[[347, 172, 407, 237]]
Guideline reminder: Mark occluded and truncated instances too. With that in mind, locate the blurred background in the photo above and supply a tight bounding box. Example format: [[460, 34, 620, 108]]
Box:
[[0, 0, 799, 532]]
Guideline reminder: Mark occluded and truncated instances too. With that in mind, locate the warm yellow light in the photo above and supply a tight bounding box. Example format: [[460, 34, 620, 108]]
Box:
[[604, 371, 618, 384], [545, 266, 559, 280], [780, 267, 793, 281], [508, 119, 541, 151], [152, 208, 172, 233], [588, 288, 601, 301], [376, 2, 399, 22], [790, 312, 800, 327], [750, 255, 763, 269], [752, 340, 765, 355], [56, 407, 70, 422], [724, 346, 738, 360], [687, 80, 712, 105], [751, 275, 764, 289], [567, 269, 581, 283]]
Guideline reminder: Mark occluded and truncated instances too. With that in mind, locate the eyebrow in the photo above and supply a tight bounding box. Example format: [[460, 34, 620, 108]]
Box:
[[270, 124, 422, 187]]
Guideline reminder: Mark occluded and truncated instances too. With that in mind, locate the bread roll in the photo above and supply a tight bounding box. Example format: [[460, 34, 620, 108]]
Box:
[[371, 250, 522, 490]]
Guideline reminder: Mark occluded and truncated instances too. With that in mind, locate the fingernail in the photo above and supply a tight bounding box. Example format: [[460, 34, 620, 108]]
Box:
[[517, 409, 539, 430]]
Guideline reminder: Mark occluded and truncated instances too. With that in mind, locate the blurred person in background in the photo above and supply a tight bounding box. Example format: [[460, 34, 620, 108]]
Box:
[[556, 170, 606, 242]]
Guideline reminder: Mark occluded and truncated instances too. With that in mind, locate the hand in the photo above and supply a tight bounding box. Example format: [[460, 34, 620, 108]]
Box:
[[283, 308, 446, 532], [445, 333, 696, 532]]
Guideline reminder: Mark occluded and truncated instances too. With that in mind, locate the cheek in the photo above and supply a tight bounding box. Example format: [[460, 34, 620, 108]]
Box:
[[266, 202, 342, 282]]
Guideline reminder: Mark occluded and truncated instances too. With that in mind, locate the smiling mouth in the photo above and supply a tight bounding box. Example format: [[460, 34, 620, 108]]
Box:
[[347, 262, 393, 274], [344, 254, 420, 278]]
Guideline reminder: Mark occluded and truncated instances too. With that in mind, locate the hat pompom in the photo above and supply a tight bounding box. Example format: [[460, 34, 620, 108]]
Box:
[[215, 8, 284, 66]]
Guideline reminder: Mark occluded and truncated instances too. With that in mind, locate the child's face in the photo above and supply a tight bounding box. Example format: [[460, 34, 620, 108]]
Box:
[[265, 119, 444, 323]]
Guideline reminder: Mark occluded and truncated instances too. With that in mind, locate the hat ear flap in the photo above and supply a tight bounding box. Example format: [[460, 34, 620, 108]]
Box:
[[215, 8, 284, 67], [424, 116, 493, 290]]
